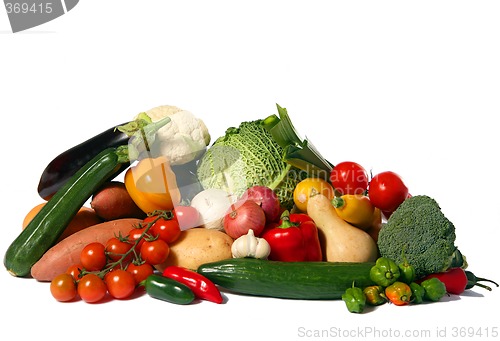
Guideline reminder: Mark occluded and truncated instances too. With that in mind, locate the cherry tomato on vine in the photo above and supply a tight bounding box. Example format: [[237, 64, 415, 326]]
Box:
[[144, 216, 181, 244], [127, 227, 147, 252], [140, 239, 170, 265], [329, 161, 369, 195], [104, 269, 136, 299], [105, 237, 133, 262], [368, 171, 409, 213], [66, 264, 83, 281], [50, 273, 77, 302], [77, 273, 107, 303], [127, 263, 155, 286], [174, 205, 200, 230], [80, 242, 107, 271]]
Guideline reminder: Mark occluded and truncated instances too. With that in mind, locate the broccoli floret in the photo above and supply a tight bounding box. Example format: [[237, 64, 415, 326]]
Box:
[[377, 195, 464, 279]]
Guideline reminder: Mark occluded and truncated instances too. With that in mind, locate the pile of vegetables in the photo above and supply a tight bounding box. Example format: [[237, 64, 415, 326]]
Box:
[[3, 103, 497, 313]]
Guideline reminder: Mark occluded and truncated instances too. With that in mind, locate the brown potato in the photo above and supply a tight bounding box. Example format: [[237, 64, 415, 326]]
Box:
[[155, 228, 233, 271], [91, 181, 146, 221]]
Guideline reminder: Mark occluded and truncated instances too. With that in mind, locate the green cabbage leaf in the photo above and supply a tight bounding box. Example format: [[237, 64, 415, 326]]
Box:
[[196, 118, 305, 210]]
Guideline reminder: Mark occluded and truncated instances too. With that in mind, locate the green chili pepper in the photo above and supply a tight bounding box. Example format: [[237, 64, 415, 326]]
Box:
[[398, 247, 416, 284], [142, 274, 195, 305], [342, 284, 366, 313], [465, 270, 499, 291], [370, 257, 400, 287], [363, 285, 387, 306], [409, 282, 425, 304], [421, 277, 447, 302]]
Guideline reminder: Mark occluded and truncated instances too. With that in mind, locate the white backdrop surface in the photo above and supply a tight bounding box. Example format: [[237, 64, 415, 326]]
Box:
[[1, 2, 499, 341]]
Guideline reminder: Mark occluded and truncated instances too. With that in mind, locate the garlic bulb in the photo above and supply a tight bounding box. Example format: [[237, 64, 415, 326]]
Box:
[[231, 229, 271, 259]]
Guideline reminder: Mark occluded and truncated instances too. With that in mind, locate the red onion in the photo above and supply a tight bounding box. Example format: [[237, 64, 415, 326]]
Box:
[[223, 200, 266, 239]]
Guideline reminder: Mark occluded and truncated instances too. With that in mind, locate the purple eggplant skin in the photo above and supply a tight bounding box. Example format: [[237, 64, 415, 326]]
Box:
[[37, 123, 131, 200]]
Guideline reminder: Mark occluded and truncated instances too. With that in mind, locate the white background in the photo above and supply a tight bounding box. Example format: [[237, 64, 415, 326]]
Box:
[[1, 1, 499, 340]]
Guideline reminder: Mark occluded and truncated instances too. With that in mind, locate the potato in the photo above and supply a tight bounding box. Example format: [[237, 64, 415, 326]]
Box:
[[91, 181, 146, 221], [155, 228, 233, 271]]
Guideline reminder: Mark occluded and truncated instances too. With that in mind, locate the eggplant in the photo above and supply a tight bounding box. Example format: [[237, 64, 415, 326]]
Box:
[[37, 122, 131, 200]]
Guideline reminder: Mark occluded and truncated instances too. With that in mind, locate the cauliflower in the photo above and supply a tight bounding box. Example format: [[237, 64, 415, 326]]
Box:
[[136, 105, 211, 165]]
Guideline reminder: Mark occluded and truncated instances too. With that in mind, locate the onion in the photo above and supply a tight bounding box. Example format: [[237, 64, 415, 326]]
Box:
[[190, 188, 237, 231], [223, 200, 266, 239], [241, 185, 281, 223]]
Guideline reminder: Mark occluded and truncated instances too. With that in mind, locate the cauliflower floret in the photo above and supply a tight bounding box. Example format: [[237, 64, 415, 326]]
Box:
[[135, 105, 211, 165]]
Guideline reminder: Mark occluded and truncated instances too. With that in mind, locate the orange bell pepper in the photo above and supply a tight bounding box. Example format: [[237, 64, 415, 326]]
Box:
[[124, 156, 181, 214]]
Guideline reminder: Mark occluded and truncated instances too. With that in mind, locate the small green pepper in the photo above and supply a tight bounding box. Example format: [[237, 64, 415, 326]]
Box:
[[342, 284, 366, 313], [370, 257, 400, 287], [363, 285, 387, 306], [409, 282, 425, 304], [398, 248, 416, 284], [421, 277, 447, 302]]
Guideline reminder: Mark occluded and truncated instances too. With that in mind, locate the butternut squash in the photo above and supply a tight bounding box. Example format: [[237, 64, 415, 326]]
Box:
[[306, 194, 378, 263]]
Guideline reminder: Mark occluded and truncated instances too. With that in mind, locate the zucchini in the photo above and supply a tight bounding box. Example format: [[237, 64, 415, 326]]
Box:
[[4, 147, 126, 277], [197, 258, 376, 300]]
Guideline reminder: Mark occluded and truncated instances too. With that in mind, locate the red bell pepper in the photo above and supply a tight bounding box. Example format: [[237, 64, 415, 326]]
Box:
[[162, 266, 223, 304], [261, 211, 322, 262]]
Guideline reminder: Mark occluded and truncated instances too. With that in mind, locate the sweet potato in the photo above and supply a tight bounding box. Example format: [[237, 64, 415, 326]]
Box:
[[23, 203, 103, 242], [31, 218, 142, 282], [91, 181, 146, 221]]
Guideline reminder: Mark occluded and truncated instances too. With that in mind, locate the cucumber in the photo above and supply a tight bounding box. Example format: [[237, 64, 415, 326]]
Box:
[[144, 274, 195, 305], [197, 258, 376, 300], [4, 148, 126, 277]]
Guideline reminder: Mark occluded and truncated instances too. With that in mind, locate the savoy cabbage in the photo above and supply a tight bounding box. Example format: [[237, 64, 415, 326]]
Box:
[[196, 119, 306, 210]]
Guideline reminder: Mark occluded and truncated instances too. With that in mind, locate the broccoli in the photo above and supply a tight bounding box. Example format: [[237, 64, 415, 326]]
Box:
[[377, 195, 465, 279]]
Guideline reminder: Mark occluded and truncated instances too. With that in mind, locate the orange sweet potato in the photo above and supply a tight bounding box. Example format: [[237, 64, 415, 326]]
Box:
[[23, 203, 103, 242], [91, 181, 146, 221], [30, 218, 142, 282]]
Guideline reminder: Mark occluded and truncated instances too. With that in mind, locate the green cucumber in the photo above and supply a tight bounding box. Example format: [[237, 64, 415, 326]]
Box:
[[4, 147, 126, 277], [144, 274, 195, 305], [197, 258, 376, 300]]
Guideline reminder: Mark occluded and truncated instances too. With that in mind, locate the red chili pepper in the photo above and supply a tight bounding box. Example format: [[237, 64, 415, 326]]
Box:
[[421, 267, 499, 295], [162, 266, 223, 304], [261, 211, 322, 262], [420, 267, 467, 295]]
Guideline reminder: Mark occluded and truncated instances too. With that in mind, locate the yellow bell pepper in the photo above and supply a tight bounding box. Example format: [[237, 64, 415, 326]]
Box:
[[331, 194, 375, 230], [124, 156, 181, 214]]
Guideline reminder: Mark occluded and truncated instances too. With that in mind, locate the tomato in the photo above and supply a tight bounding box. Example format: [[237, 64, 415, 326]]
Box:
[[50, 273, 77, 302], [126, 263, 154, 286], [80, 242, 107, 271], [105, 237, 133, 262], [127, 227, 147, 252], [293, 177, 335, 213], [368, 171, 409, 213], [144, 216, 181, 244], [329, 161, 369, 195], [140, 239, 170, 265], [104, 269, 136, 299], [174, 205, 200, 230], [77, 273, 107, 303], [66, 264, 83, 281]]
